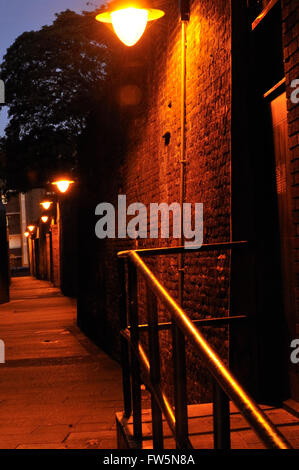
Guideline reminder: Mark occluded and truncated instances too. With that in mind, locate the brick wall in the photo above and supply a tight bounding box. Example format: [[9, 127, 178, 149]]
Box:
[[77, 0, 299, 404], [282, 0, 299, 324], [97, 0, 233, 404], [281, 0, 299, 400], [46, 234, 51, 281], [51, 224, 60, 287]]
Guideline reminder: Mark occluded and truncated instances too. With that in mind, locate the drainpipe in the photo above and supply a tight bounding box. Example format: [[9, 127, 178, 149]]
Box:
[[172, 1, 190, 448], [179, 18, 187, 307]]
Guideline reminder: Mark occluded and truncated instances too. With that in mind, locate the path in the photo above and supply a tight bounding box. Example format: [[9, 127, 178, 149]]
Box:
[[0, 276, 123, 449]]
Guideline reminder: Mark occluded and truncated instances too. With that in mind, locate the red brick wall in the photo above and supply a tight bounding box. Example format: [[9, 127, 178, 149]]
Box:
[[282, 0, 299, 325], [100, 0, 233, 403], [77, 0, 299, 404], [51, 224, 60, 287], [46, 234, 51, 281], [281, 0, 299, 400]]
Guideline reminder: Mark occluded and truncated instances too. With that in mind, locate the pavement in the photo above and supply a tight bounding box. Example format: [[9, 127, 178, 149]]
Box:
[[0, 276, 123, 449]]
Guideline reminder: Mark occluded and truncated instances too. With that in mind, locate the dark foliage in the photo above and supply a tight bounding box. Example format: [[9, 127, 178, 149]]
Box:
[[0, 8, 117, 192]]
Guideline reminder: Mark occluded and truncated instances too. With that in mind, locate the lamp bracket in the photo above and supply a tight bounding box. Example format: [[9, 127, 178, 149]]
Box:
[[180, 0, 190, 21]]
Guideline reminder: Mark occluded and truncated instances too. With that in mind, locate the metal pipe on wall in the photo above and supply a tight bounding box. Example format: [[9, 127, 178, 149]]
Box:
[[171, 16, 189, 449], [179, 19, 187, 307]]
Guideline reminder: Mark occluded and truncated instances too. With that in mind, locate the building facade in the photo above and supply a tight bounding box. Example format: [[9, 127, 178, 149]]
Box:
[[75, 0, 299, 406]]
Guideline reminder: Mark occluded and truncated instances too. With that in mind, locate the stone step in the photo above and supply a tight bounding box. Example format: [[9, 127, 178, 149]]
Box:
[[116, 402, 299, 449]]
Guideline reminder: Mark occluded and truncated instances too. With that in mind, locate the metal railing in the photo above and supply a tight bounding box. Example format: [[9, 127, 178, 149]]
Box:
[[117, 241, 292, 449]]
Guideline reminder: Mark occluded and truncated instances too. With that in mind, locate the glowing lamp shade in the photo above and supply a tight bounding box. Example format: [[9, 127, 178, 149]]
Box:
[[111, 8, 148, 46], [41, 216, 49, 223], [96, 7, 164, 47], [24, 231, 30, 238], [52, 180, 74, 193], [27, 225, 35, 232], [40, 201, 52, 210]]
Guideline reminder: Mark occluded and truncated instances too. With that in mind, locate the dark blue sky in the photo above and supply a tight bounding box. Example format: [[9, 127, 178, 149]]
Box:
[[0, 0, 104, 136]]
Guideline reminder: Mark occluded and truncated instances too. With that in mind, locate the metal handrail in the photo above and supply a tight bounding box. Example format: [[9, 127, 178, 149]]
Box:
[[117, 242, 292, 450], [118, 240, 248, 258], [126, 315, 247, 331]]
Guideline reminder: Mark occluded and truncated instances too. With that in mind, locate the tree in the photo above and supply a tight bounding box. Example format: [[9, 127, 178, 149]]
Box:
[[0, 8, 115, 192]]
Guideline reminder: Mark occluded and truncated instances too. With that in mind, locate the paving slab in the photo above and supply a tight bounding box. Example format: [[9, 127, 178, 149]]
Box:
[[0, 276, 123, 449]]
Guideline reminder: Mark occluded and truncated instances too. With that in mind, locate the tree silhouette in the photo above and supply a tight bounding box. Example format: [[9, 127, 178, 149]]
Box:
[[0, 8, 115, 192]]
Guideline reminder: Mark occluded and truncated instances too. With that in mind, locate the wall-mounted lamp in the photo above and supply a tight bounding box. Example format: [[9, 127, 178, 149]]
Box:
[[51, 179, 74, 194], [95, 1, 165, 47], [40, 201, 53, 210]]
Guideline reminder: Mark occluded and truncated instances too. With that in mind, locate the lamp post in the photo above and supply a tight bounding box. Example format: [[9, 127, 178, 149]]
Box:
[[49, 176, 76, 294], [26, 224, 37, 276], [50, 176, 75, 227], [96, 0, 190, 292], [95, 1, 191, 448], [40, 195, 56, 284], [38, 213, 51, 280]]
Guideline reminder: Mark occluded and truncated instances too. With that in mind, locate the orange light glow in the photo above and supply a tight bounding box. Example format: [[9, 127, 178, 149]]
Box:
[[96, 6, 164, 47], [24, 231, 30, 238], [40, 201, 52, 210], [51, 180, 74, 193], [27, 225, 35, 232], [41, 216, 49, 223], [111, 8, 148, 46]]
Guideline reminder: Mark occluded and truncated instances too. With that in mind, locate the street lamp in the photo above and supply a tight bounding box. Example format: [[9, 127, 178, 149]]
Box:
[[95, 1, 191, 443], [40, 201, 53, 210], [24, 231, 30, 238], [41, 216, 49, 223], [95, 0, 190, 258], [27, 225, 35, 232], [95, 1, 165, 47], [51, 179, 74, 194]]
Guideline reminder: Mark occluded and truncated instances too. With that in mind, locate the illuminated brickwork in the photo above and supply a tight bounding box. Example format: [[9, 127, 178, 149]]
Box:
[[77, 0, 299, 403], [51, 224, 60, 288], [101, 0, 232, 402], [282, 0, 299, 322], [282, 0, 299, 400]]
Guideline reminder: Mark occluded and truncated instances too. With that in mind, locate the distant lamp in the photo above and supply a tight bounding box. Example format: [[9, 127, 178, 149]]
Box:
[[40, 201, 53, 210], [41, 216, 49, 223], [51, 179, 74, 194], [95, 2, 164, 47], [27, 225, 35, 232], [24, 231, 30, 238]]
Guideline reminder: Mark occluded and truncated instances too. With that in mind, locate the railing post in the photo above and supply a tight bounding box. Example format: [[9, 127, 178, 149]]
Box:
[[171, 242, 189, 449], [147, 286, 164, 449], [172, 323, 189, 448], [128, 262, 142, 447], [213, 380, 231, 449], [118, 257, 131, 418]]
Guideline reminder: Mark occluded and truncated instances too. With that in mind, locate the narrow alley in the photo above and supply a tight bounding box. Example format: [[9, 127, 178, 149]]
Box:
[[0, 276, 123, 449]]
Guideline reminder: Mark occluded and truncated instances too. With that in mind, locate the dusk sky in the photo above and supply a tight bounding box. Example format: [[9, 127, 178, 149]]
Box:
[[0, 0, 105, 136]]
